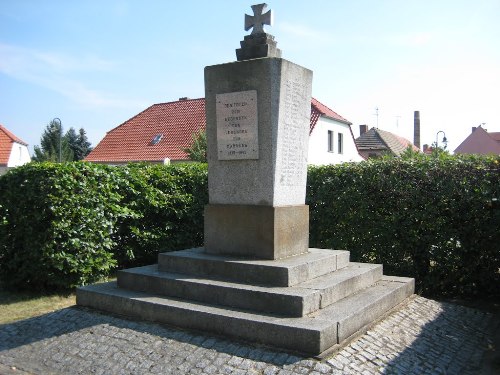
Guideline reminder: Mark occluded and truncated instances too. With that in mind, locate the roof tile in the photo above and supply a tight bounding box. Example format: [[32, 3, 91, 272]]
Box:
[[355, 127, 418, 155], [86, 97, 352, 163]]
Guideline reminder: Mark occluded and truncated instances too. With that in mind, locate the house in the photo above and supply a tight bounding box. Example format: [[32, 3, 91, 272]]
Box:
[[0, 124, 31, 175], [355, 126, 419, 159], [308, 98, 363, 164], [86, 97, 362, 165], [454, 125, 500, 155]]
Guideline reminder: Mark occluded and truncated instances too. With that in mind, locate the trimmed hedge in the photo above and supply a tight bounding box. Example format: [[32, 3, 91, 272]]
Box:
[[0, 162, 207, 291], [0, 156, 498, 298], [112, 163, 207, 268], [307, 154, 500, 298], [0, 162, 126, 290]]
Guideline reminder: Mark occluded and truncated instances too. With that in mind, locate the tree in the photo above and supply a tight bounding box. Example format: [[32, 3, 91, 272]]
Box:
[[73, 128, 93, 161], [32, 119, 73, 162], [183, 129, 207, 162], [65, 127, 79, 160], [32, 121, 93, 162], [431, 141, 450, 158]]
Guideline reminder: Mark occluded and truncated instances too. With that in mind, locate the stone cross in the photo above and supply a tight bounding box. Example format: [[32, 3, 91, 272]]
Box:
[[245, 3, 273, 34]]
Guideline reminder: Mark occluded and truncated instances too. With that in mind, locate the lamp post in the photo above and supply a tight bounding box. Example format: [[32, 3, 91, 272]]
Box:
[[53, 117, 62, 163], [435, 130, 447, 151]]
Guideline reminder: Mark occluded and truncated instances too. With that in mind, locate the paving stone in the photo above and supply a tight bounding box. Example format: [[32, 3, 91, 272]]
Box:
[[0, 296, 494, 375]]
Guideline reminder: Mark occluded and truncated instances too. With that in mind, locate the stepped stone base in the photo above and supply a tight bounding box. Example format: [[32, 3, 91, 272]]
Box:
[[77, 248, 414, 355]]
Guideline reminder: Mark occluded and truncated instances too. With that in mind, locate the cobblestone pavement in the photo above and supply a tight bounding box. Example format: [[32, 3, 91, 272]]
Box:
[[0, 296, 496, 375]]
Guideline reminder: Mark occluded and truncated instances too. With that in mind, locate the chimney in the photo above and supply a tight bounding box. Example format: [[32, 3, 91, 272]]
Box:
[[423, 144, 429, 153], [472, 127, 477, 133], [359, 124, 368, 135], [413, 111, 421, 150]]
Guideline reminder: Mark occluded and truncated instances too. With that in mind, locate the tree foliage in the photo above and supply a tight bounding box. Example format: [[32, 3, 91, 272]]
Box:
[[33, 120, 93, 162], [183, 129, 207, 162], [33, 119, 73, 162]]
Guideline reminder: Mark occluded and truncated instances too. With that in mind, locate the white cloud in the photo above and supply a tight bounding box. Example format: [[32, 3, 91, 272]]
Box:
[[0, 43, 143, 109]]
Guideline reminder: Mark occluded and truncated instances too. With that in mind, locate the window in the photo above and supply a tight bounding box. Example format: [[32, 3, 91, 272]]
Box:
[[338, 133, 343, 154], [151, 134, 163, 145], [327, 130, 334, 152]]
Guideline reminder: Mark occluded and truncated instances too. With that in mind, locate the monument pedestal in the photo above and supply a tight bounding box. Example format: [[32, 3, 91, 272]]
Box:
[[204, 204, 309, 259]]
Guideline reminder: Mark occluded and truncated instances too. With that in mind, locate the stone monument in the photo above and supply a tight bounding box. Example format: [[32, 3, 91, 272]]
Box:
[[204, 3, 311, 260], [77, 4, 414, 356]]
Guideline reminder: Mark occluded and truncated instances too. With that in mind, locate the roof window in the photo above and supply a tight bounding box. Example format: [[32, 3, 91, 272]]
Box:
[[151, 134, 163, 145]]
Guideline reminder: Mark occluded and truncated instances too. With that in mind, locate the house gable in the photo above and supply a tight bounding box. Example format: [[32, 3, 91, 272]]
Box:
[[0, 124, 30, 169], [454, 126, 500, 155]]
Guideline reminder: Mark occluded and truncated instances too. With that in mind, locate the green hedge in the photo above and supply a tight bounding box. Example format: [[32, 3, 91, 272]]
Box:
[[0, 162, 207, 291], [112, 163, 207, 268], [307, 154, 500, 298], [0, 162, 126, 290], [0, 156, 498, 298]]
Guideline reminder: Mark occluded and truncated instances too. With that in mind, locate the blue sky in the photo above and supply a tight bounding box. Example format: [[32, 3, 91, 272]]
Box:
[[1, 0, 499, 154]]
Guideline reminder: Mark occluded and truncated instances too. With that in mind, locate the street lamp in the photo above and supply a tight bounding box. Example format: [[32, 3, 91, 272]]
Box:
[[53, 117, 62, 163], [435, 130, 447, 150]]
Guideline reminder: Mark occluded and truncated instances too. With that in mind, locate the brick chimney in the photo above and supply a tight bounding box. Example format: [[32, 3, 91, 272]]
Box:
[[359, 124, 368, 135], [472, 127, 477, 133], [413, 111, 421, 150]]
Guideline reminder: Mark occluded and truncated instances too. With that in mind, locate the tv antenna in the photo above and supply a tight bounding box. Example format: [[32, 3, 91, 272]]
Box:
[[374, 107, 379, 128]]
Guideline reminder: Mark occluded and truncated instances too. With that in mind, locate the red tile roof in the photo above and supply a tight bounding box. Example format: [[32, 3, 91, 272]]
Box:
[[489, 132, 500, 142], [0, 124, 28, 165], [454, 126, 500, 155], [310, 98, 351, 134], [86, 97, 352, 163], [86, 98, 206, 163]]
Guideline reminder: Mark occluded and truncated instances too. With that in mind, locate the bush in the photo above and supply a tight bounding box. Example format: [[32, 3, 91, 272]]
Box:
[[0, 162, 208, 291], [0, 162, 128, 290], [1, 156, 498, 300], [113, 163, 207, 268], [307, 154, 500, 298]]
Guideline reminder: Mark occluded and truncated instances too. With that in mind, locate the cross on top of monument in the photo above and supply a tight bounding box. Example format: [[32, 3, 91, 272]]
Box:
[[245, 3, 273, 34]]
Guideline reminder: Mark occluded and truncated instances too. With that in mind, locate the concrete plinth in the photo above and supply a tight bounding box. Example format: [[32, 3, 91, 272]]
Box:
[[204, 204, 309, 259]]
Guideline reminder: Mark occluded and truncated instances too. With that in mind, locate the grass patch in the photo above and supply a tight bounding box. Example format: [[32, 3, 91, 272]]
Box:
[[0, 287, 76, 324]]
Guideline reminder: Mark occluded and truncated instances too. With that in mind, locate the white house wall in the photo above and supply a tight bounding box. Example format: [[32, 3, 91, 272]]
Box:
[[7, 142, 31, 167], [307, 117, 363, 165]]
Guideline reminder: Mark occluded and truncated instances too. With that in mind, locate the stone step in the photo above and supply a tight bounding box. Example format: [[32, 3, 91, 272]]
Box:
[[77, 276, 414, 356], [157, 247, 350, 287], [117, 262, 383, 317]]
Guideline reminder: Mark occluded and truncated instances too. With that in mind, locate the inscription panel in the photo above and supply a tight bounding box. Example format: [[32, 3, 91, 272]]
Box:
[[216, 90, 259, 160], [278, 78, 308, 186]]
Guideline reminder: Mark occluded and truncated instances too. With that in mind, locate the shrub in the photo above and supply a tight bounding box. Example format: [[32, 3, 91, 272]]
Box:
[[0, 162, 128, 290], [113, 163, 207, 268], [307, 154, 500, 298], [0, 162, 208, 291], [1, 156, 498, 300]]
